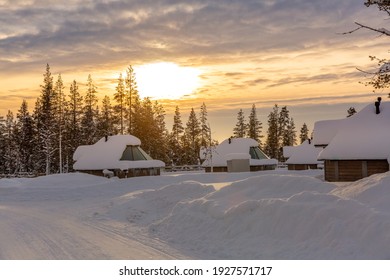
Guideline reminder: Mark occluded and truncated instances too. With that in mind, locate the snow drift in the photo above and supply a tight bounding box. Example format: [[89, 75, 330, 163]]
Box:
[[2, 170, 390, 259], [105, 173, 390, 259]]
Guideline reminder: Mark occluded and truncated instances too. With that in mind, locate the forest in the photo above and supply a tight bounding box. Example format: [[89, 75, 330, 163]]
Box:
[[0, 64, 309, 176]]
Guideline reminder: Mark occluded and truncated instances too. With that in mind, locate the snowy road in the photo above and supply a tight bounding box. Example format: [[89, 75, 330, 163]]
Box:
[[0, 175, 186, 260], [0, 205, 178, 259]]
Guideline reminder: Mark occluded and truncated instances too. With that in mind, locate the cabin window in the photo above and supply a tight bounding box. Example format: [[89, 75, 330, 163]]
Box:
[[249, 147, 269, 160], [120, 145, 153, 161]]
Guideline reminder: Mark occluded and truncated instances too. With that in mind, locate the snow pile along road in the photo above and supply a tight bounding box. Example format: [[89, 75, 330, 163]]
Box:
[[2, 170, 390, 259], [107, 173, 390, 259]]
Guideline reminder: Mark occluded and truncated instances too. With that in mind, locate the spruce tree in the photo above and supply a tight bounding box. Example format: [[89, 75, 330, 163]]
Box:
[[279, 106, 297, 148], [233, 109, 246, 138], [0, 116, 5, 174], [184, 108, 201, 165], [151, 101, 169, 162], [64, 80, 83, 171], [131, 98, 168, 162], [34, 64, 57, 175], [136, 97, 155, 154], [54, 74, 66, 173], [278, 106, 289, 147], [172, 106, 184, 142], [299, 123, 309, 144], [125, 65, 140, 134], [114, 73, 126, 134], [287, 117, 297, 146], [169, 106, 184, 165], [81, 74, 98, 144], [97, 95, 117, 138], [199, 103, 210, 148], [247, 104, 263, 145], [15, 100, 35, 173], [264, 105, 279, 160], [3, 111, 17, 174]]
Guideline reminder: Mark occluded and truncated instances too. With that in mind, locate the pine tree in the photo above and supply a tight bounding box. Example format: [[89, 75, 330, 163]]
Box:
[[0, 116, 5, 174], [279, 106, 297, 148], [264, 105, 279, 160], [278, 106, 289, 147], [184, 108, 201, 165], [64, 80, 83, 172], [151, 101, 169, 162], [287, 117, 297, 146], [33, 64, 57, 175], [97, 95, 117, 138], [114, 73, 126, 134], [54, 74, 66, 173], [3, 111, 17, 174], [136, 97, 155, 154], [125, 65, 140, 134], [15, 100, 35, 173], [169, 106, 184, 165], [81, 74, 98, 144], [233, 109, 247, 138], [299, 123, 309, 144], [247, 104, 263, 144], [199, 103, 210, 148], [172, 106, 184, 142]]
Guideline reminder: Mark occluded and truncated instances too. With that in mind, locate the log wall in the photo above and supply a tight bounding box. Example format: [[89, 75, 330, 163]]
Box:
[[324, 160, 389, 182]]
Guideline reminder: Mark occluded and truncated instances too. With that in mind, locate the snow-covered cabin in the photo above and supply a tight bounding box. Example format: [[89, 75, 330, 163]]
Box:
[[283, 140, 323, 170], [201, 138, 277, 172], [73, 135, 165, 178], [314, 100, 390, 182]]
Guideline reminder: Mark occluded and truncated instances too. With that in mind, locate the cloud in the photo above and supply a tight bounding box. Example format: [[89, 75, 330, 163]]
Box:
[[0, 93, 36, 100], [0, 0, 380, 72], [0, 0, 387, 118]]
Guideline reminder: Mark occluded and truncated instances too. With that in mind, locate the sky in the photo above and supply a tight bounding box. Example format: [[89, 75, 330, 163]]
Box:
[[1, 0, 389, 142]]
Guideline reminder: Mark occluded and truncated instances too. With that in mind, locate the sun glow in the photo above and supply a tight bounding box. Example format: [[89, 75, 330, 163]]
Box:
[[135, 62, 201, 100]]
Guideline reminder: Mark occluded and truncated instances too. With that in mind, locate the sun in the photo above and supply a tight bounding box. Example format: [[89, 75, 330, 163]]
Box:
[[134, 62, 201, 100]]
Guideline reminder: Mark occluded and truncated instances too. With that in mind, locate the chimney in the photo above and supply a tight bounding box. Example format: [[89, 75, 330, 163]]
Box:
[[375, 97, 382, 114]]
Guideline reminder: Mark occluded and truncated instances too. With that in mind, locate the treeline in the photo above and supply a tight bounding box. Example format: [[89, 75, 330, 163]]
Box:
[[0, 64, 218, 175], [231, 104, 310, 161], [0, 64, 311, 176]]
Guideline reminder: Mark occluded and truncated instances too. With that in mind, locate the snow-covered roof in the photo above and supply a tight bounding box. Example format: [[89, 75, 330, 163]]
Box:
[[285, 140, 323, 165], [73, 135, 165, 170], [318, 101, 390, 162], [313, 119, 342, 147], [282, 146, 296, 159], [202, 137, 277, 167]]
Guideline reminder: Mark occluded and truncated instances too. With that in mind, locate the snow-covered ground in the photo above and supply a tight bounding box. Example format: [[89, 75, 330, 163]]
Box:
[[1, 169, 390, 259]]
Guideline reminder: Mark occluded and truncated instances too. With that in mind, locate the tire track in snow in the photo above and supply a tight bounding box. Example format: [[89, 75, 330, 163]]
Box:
[[0, 204, 181, 259]]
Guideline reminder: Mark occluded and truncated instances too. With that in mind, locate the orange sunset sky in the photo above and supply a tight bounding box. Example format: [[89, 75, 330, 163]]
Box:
[[0, 0, 389, 141]]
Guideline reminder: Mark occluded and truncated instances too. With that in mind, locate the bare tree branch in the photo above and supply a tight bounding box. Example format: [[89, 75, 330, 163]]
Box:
[[354, 22, 390, 36], [338, 26, 363, 35], [356, 67, 377, 75]]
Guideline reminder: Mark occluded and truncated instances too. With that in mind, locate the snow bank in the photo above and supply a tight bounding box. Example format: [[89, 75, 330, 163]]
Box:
[[101, 173, 390, 259], [0, 173, 108, 189], [332, 171, 390, 214], [106, 181, 215, 225], [146, 175, 390, 259]]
